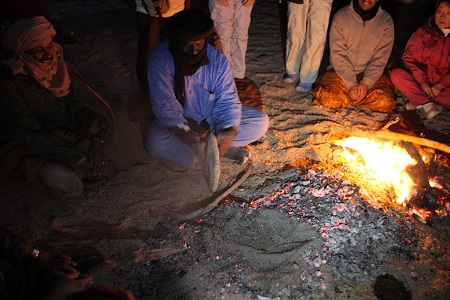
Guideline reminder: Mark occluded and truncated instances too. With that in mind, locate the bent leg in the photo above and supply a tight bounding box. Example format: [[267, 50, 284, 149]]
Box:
[[434, 88, 450, 108], [359, 73, 396, 112], [390, 68, 430, 106], [312, 70, 351, 109], [145, 121, 202, 169], [231, 106, 269, 147]]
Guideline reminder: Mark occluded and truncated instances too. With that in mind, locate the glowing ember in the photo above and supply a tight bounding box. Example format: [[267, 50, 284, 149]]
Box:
[[334, 137, 417, 205]]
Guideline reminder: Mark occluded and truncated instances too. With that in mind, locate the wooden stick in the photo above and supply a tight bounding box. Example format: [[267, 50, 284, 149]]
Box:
[[349, 130, 450, 154], [175, 162, 253, 222]]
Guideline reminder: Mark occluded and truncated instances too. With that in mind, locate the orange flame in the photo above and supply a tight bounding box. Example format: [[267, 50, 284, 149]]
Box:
[[335, 137, 417, 205]]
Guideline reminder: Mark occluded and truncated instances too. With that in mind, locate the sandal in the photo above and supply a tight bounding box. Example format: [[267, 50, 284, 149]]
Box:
[[295, 82, 313, 93]]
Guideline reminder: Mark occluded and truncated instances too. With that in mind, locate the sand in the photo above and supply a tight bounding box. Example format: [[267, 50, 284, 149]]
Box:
[[1, 0, 449, 299]]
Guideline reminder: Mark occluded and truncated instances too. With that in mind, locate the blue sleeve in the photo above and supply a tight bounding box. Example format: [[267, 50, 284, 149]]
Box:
[[209, 47, 242, 132], [147, 42, 187, 127]]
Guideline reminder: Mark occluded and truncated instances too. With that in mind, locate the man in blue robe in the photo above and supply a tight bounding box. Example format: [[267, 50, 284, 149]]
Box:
[[145, 10, 268, 170]]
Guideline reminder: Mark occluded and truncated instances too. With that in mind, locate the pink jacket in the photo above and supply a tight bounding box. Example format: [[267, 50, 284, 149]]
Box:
[[402, 21, 450, 88]]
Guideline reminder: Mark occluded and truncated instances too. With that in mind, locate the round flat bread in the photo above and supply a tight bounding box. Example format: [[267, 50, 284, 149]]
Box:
[[205, 132, 220, 192]]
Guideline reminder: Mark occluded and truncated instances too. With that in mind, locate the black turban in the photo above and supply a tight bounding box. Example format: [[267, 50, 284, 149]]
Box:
[[168, 10, 214, 41]]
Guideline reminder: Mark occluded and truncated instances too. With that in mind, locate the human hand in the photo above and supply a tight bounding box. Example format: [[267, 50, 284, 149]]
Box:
[[431, 83, 444, 98], [349, 82, 368, 104], [186, 118, 210, 141], [88, 138, 108, 177], [36, 251, 79, 277], [217, 0, 229, 7], [420, 83, 434, 98], [170, 125, 198, 145], [217, 127, 237, 156], [243, 0, 255, 7]]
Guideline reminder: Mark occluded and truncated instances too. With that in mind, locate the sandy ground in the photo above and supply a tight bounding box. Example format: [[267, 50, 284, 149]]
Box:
[[1, 0, 450, 299]]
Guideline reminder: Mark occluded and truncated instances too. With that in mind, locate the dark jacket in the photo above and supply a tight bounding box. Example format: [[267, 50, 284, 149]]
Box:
[[0, 62, 114, 184]]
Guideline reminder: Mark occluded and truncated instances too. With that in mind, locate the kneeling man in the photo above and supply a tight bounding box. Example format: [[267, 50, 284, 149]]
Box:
[[145, 10, 269, 190]]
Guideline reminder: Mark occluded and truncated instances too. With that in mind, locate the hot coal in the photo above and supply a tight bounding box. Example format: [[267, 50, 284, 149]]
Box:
[[124, 166, 450, 299]]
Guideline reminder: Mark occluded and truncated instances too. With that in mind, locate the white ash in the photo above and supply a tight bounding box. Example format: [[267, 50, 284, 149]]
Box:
[[255, 169, 401, 280], [206, 168, 448, 298], [122, 167, 450, 299]]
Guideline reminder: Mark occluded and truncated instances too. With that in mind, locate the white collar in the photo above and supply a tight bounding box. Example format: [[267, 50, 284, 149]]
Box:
[[440, 28, 450, 37]]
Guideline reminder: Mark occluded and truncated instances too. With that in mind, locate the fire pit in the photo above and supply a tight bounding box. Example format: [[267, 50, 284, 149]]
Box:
[[118, 150, 449, 299], [331, 135, 449, 220]]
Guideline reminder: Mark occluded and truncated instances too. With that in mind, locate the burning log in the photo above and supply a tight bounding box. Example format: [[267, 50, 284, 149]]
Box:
[[429, 154, 450, 193], [331, 133, 444, 215], [335, 122, 450, 192], [350, 129, 450, 155], [400, 142, 440, 210]]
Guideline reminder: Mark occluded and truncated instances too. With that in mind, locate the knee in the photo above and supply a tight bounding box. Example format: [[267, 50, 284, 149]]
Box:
[[389, 68, 409, 85], [249, 109, 269, 138]]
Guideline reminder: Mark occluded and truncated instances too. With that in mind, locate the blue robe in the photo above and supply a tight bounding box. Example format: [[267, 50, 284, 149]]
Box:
[[145, 41, 268, 168]]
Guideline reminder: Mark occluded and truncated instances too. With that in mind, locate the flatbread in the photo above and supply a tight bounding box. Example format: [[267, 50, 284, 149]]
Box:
[[205, 132, 220, 192]]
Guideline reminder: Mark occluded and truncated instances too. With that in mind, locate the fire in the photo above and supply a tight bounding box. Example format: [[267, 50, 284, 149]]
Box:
[[334, 137, 417, 205]]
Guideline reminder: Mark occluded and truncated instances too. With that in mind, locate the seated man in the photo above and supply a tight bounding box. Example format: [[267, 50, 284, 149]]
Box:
[[145, 10, 268, 189], [312, 0, 396, 112], [390, 0, 450, 120], [0, 16, 146, 198]]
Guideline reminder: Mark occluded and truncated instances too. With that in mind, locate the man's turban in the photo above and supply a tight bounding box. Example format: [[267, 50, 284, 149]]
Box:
[[168, 10, 214, 41], [1, 16, 70, 97], [1, 16, 56, 53]]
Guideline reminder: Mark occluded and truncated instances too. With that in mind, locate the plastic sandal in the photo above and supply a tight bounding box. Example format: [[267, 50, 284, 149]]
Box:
[[295, 82, 313, 93]]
